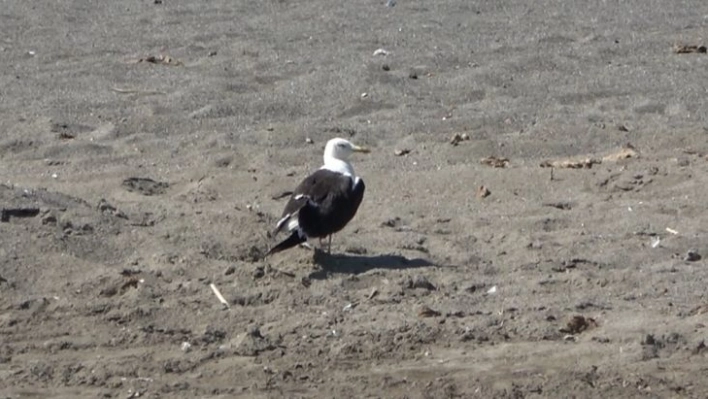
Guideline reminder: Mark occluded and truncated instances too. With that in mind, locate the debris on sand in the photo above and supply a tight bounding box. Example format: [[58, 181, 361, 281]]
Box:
[[418, 305, 441, 318], [602, 145, 638, 162], [480, 156, 509, 168], [381, 216, 402, 228], [477, 186, 491, 198], [57, 131, 75, 140], [543, 201, 572, 210], [540, 145, 638, 169], [373, 48, 389, 56], [135, 54, 184, 66], [559, 315, 598, 335], [1, 207, 40, 222], [684, 250, 701, 262], [449, 133, 470, 146], [673, 43, 707, 54], [394, 148, 411, 156], [210, 283, 230, 309], [651, 237, 661, 248], [540, 157, 601, 169]]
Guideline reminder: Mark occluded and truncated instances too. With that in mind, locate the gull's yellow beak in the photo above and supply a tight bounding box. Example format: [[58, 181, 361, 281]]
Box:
[[352, 145, 370, 154]]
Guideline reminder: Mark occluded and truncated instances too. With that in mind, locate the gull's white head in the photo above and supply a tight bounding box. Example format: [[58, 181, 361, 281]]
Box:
[[323, 137, 370, 161], [322, 137, 370, 176]]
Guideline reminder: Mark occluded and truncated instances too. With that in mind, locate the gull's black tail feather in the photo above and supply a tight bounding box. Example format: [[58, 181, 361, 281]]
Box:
[[266, 231, 307, 257]]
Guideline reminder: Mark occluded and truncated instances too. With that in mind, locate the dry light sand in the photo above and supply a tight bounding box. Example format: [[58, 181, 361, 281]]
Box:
[[2, 0, 708, 398]]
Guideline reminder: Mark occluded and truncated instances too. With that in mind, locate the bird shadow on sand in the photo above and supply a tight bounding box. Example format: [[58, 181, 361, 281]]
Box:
[[307, 250, 437, 280]]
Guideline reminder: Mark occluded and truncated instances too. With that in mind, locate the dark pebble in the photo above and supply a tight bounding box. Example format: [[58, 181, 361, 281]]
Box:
[[684, 250, 701, 262]]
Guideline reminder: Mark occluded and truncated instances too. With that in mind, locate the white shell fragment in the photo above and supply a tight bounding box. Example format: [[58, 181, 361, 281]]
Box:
[[651, 237, 661, 248]]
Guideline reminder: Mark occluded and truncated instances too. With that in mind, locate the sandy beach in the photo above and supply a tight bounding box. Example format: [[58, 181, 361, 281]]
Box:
[[2, 0, 708, 397]]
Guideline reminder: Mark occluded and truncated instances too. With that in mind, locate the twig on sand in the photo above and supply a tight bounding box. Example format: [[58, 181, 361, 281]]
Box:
[[540, 157, 601, 169], [540, 145, 638, 169], [110, 86, 166, 95], [673, 43, 707, 54], [210, 283, 229, 309]]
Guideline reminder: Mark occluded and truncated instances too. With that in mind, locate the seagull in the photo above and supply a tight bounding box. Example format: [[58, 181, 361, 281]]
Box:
[[266, 137, 370, 256]]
